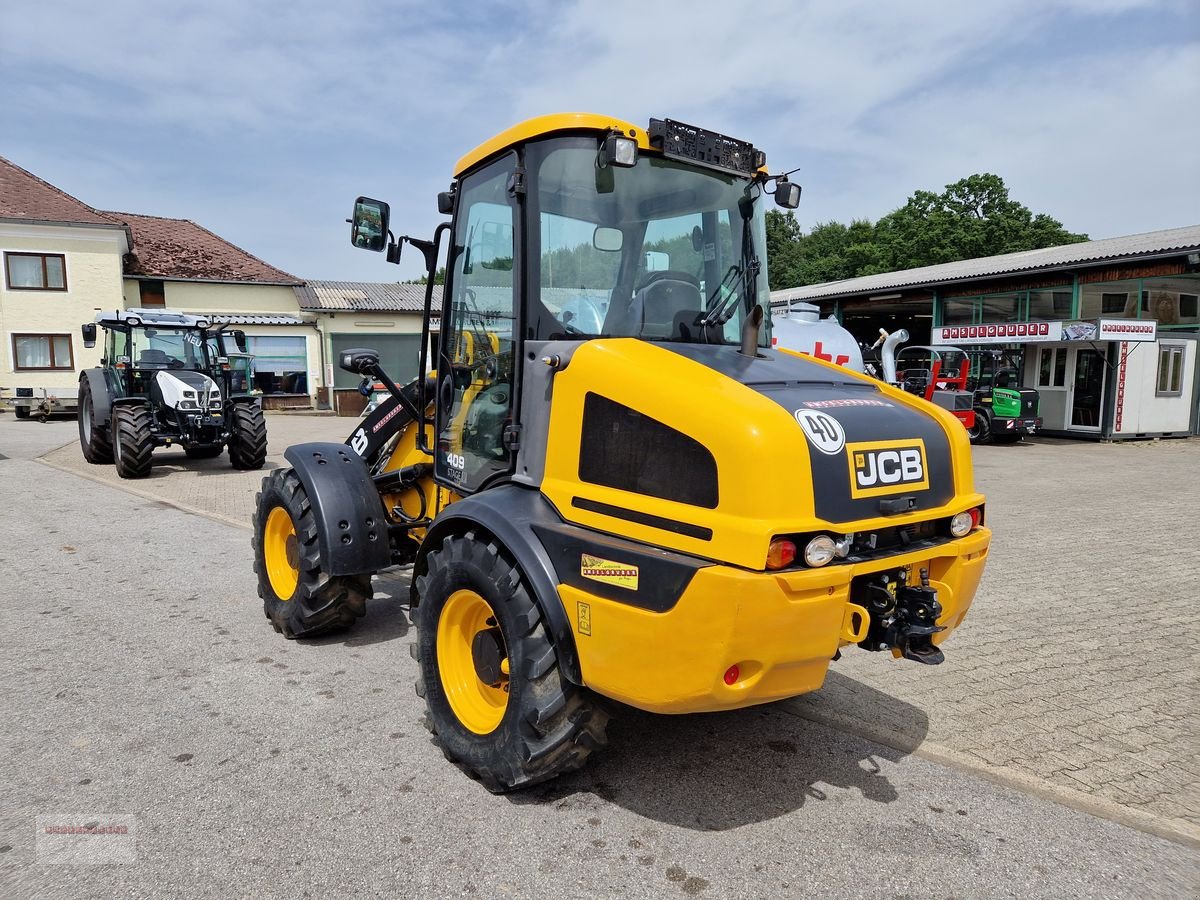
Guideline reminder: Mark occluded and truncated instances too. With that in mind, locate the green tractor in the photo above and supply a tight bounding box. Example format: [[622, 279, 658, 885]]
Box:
[[962, 347, 1042, 444]]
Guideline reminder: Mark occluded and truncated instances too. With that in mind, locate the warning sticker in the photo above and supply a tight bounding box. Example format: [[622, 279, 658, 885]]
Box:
[[577, 601, 592, 636], [580, 554, 639, 591]]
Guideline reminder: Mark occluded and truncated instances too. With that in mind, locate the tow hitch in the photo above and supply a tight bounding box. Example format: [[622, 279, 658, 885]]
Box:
[[855, 567, 946, 665]]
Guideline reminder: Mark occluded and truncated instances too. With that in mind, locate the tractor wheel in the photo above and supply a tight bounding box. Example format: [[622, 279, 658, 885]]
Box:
[[112, 403, 155, 479], [185, 446, 224, 459], [967, 410, 991, 445], [228, 401, 267, 470], [253, 467, 371, 638], [15, 406, 30, 420], [78, 381, 113, 463], [413, 532, 609, 792]]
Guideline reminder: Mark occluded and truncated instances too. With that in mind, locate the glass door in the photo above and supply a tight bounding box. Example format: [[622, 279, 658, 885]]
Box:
[[1068, 347, 1106, 430]]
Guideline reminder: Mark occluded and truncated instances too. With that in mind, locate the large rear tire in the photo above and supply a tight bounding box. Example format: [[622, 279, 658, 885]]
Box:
[[413, 532, 608, 792], [228, 401, 267, 470], [112, 403, 155, 479], [253, 467, 371, 638], [78, 380, 113, 464], [15, 406, 30, 420]]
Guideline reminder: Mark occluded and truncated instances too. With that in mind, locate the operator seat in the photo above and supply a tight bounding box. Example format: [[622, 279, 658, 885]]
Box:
[[139, 348, 170, 368], [630, 271, 703, 339]]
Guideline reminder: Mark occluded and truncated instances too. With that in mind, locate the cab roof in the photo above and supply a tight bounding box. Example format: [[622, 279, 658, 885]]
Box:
[[453, 112, 652, 178]]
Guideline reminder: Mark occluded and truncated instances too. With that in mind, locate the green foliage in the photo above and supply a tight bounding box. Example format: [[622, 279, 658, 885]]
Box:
[[770, 173, 1088, 288], [403, 267, 446, 285]]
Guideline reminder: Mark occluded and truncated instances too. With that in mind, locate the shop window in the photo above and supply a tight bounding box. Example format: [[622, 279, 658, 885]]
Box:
[[1028, 289, 1072, 321], [1037, 347, 1067, 388], [5, 252, 66, 291], [1080, 279, 1138, 319], [1101, 293, 1129, 315], [942, 298, 975, 325], [245, 335, 307, 394], [979, 293, 1021, 324], [13, 333, 73, 369], [1140, 276, 1200, 326], [1156, 345, 1185, 397]]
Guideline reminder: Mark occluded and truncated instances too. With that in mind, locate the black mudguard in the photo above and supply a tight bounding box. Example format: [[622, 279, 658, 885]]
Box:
[[284, 442, 392, 577], [415, 485, 582, 684], [79, 368, 115, 427]]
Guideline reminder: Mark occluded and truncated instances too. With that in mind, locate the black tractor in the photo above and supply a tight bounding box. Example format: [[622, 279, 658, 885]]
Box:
[[77, 309, 268, 478]]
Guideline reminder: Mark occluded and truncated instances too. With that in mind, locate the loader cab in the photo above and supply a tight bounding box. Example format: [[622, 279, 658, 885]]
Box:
[[430, 119, 777, 494]]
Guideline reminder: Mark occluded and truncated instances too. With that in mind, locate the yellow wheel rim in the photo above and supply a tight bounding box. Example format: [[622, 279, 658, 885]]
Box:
[[437, 589, 509, 734], [264, 506, 300, 601]]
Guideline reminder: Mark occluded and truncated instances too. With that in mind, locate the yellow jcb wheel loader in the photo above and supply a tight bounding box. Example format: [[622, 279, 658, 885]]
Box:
[[252, 114, 991, 792]]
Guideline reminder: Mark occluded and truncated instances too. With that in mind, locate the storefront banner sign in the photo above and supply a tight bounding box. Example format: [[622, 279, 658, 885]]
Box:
[[1097, 319, 1157, 342], [932, 322, 1063, 345]]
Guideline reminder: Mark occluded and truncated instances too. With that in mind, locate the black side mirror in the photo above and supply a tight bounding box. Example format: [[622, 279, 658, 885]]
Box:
[[231, 329, 248, 353], [775, 181, 802, 209], [81, 323, 97, 348], [437, 191, 455, 215], [349, 197, 389, 252]]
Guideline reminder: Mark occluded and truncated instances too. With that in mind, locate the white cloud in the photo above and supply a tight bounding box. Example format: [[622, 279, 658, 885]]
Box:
[[2, 0, 1196, 279]]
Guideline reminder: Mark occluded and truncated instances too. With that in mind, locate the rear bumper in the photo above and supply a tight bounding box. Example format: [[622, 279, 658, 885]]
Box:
[[563, 527, 991, 714], [997, 416, 1042, 434]]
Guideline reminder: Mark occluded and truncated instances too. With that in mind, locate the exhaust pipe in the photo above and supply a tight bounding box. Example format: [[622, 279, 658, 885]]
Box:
[[740, 304, 764, 358], [873, 328, 909, 384]]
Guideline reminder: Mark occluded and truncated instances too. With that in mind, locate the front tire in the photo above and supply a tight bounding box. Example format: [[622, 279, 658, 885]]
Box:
[[112, 403, 155, 478], [252, 467, 371, 638], [15, 406, 30, 420], [967, 410, 991, 445], [78, 381, 112, 462], [228, 401, 267, 470], [413, 532, 608, 792]]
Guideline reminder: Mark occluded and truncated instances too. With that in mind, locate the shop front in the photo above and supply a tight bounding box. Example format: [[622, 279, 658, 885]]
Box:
[[931, 319, 1197, 439]]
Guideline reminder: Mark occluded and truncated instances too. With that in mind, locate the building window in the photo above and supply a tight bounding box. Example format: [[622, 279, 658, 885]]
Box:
[[139, 280, 165, 308], [1037, 347, 1067, 388], [245, 335, 307, 394], [1079, 279, 1138, 319], [4, 252, 67, 291], [1156, 345, 1185, 397], [13, 333, 73, 370], [942, 298, 975, 325], [1140, 276, 1200, 326], [1028, 289, 1073, 321]]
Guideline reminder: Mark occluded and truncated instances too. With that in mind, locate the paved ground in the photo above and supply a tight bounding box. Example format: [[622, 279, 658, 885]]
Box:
[[3, 414, 1199, 897]]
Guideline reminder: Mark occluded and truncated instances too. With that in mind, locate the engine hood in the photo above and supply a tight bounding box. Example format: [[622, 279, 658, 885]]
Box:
[[154, 370, 219, 408], [664, 344, 956, 523]]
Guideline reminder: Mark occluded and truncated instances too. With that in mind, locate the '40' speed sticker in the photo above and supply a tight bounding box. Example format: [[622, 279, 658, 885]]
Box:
[[794, 409, 846, 455]]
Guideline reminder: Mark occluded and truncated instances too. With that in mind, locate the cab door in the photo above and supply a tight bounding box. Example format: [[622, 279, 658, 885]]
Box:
[[434, 154, 520, 493]]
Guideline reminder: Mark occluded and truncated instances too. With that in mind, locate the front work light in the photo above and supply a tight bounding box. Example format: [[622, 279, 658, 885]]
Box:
[[950, 508, 982, 537], [602, 133, 638, 168], [804, 535, 837, 567]]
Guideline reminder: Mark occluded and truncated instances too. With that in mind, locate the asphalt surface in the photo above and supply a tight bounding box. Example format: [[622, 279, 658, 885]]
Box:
[[1, 417, 1198, 898]]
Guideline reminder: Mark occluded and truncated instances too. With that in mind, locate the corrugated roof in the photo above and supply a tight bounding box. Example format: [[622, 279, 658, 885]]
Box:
[[0, 155, 125, 228], [770, 224, 1200, 304], [295, 280, 440, 313], [104, 211, 302, 285]]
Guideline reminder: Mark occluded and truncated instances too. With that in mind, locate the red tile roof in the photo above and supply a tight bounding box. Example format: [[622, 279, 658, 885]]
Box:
[[104, 211, 302, 285], [0, 155, 124, 227]]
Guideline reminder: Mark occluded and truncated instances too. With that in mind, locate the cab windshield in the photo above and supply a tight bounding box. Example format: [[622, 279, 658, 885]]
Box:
[[526, 137, 770, 345], [125, 327, 210, 370]]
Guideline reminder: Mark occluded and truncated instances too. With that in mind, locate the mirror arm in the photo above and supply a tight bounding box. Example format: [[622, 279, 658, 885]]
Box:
[[415, 222, 451, 455]]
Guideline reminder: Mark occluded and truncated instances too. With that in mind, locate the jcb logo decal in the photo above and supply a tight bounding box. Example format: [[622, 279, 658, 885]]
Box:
[[846, 440, 929, 498]]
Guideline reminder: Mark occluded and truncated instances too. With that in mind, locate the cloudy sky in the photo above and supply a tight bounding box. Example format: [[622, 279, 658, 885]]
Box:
[[3, 0, 1197, 282]]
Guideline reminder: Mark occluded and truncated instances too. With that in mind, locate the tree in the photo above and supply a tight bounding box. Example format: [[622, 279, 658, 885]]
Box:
[[765, 173, 1089, 288], [873, 173, 1088, 271], [403, 267, 446, 285]]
